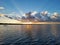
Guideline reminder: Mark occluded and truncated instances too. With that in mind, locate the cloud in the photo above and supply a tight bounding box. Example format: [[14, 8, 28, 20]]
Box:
[[50, 15, 57, 19], [25, 11, 60, 21], [0, 7, 5, 10], [3, 11, 60, 22], [40, 11, 48, 16], [53, 12, 59, 17], [50, 12, 59, 19], [44, 11, 48, 15], [31, 11, 37, 16]]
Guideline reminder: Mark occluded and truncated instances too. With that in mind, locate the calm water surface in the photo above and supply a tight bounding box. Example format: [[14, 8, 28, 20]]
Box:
[[0, 24, 60, 45]]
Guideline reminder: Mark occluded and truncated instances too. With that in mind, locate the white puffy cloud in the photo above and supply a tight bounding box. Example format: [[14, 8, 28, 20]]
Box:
[[50, 15, 57, 19], [53, 12, 59, 17], [0, 7, 5, 10], [40, 11, 48, 16], [31, 11, 37, 16], [44, 11, 48, 15]]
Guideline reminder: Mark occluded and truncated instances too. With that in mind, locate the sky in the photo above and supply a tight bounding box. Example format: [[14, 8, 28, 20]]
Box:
[[0, 0, 60, 16]]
